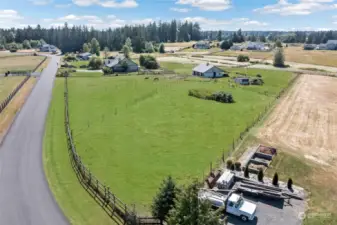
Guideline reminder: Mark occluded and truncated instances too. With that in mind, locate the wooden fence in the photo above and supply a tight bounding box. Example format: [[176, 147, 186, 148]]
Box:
[[0, 76, 31, 114], [63, 77, 162, 225]]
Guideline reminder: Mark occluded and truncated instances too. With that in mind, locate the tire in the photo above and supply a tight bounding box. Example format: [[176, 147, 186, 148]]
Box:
[[240, 215, 248, 222]]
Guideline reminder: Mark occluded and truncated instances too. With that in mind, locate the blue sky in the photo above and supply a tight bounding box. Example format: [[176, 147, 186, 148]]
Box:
[[1, 0, 337, 30]]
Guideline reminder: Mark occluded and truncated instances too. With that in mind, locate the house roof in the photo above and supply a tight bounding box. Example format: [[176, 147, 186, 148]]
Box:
[[193, 63, 223, 73], [79, 52, 91, 57], [327, 40, 337, 44], [104, 55, 125, 67]]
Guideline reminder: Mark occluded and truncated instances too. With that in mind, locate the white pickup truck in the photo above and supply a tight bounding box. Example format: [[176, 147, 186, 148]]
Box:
[[199, 191, 257, 222]]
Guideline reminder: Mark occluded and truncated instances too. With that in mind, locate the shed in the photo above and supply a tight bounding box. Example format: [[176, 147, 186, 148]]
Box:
[[216, 170, 235, 189], [78, 52, 92, 60], [234, 77, 250, 85], [192, 63, 227, 78]]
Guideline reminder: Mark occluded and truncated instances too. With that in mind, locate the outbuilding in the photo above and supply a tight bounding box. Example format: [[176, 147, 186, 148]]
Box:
[[78, 52, 92, 60], [192, 63, 227, 78], [234, 77, 250, 85]]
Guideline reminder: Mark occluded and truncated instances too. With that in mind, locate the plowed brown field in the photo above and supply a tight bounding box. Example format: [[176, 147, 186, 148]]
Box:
[[258, 75, 337, 166]]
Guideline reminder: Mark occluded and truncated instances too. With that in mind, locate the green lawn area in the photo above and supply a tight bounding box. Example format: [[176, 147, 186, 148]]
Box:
[[44, 68, 293, 224], [159, 62, 196, 75], [70, 60, 89, 68], [0, 77, 25, 101], [70, 71, 103, 77]]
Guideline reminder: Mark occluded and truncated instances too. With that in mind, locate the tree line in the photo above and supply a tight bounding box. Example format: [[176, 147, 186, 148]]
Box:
[[0, 20, 201, 53]]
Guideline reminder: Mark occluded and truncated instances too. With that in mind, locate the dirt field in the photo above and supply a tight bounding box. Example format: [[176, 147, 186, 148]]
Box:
[[0, 55, 45, 73], [258, 75, 337, 167]]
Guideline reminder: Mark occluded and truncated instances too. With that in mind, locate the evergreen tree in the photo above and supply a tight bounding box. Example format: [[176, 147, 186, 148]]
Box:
[[287, 178, 293, 190], [272, 173, 279, 186], [125, 37, 133, 52], [244, 166, 249, 178], [83, 43, 90, 52], [220, 40, 233, 50], [122, 45, 130, 58], [22, 39, 31, 49], [258, 169, 264, 182], [151, 176, 178, 222], [145, 42, 154, 53], [275, 40, 283, 47], [159, 43, 165, 53], [90, 38, 100, 56], [167, 182, 222, 225], [217, 30, 222, 41], [273, 48, 285, 67]]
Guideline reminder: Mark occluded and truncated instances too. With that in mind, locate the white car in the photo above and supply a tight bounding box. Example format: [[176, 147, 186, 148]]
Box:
[[199, 192, 257, 222]]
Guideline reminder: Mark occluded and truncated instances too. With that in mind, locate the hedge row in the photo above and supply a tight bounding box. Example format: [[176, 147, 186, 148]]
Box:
[[188, 89, 234, 103]]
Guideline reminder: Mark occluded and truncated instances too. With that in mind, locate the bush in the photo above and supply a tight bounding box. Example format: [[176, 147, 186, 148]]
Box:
[[244, 166, 249, 178], [64, 54, 77, 62], [220, 40, 233, 50], [140, 55, 159, 69], [79, 64, 87, 68], [287, 178, 293, 190], [159, 43, 165, 53], [56, 70, 69, 77], [250, 78, 264, 85], [88, 57, 103, 69], [9, 49, 17, 53], [226, 159, 233, 169], [230, 164, 235, 171], [234, 161, 241, 171], [272, 173, 279, 186], [256, 74, 262, 78], [273, 48, 285, 67], [102, 66, 113, 75], [189, 89, 234, 103], [258, 169, 264, 182], [237, 55, 250, 62]]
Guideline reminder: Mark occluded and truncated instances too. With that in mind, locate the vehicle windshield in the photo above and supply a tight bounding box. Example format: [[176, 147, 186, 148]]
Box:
[[235, 197, 244, 208]]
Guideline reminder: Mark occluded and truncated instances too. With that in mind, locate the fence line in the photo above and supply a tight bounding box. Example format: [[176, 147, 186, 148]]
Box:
[[63, 77, 162, 225], [207, 72, 301, 174], [0, 76, 31, 114]]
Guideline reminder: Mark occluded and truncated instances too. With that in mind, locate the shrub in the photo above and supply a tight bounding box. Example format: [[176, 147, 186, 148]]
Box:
[[140, 55, 159, 69], [159, 43, 165, 53], [250, 78, 264, 85], [234, 161, 241, 171], [220, 40, 233, 50], [272, 173, 279, 186], [64, 54, 77, 62], [79, 64, 87, 68], [258, 169, 264, 182], [237, 55, 250, 62], [88, 57, 103, 69], [273, 48, 285, 67], [244, 166, 249, 178], [230, 164, 235, 171], [287, 178, 293, 190], [56, 70, 69, 77], [226, 159, 233, 169], [256, 74, 262, 78], [189, 89, 234, 104], [102, 66, 112, 75]]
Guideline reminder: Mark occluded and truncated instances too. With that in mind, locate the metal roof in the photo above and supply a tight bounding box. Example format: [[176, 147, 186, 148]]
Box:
[[193, 63, 218, 73], [104, 55, 125, 67], [327, 40, 337, 44], [79, 52, 91, 57]]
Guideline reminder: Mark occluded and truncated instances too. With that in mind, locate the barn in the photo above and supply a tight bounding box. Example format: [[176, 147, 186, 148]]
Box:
[[192, 63, 227, 78]]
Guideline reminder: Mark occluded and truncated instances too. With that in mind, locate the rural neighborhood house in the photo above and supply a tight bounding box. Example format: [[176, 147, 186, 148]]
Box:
[[104, 55, 139, 73], [77, 52, 92, 60], [192, 63, 227, 78]]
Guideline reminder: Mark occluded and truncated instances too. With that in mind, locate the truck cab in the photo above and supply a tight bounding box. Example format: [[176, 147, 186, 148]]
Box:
[[199, 191, 257, 222]]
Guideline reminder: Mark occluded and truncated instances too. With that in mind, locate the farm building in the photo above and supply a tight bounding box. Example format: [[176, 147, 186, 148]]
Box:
[[326, 40, 337, 50], [316, 44, 327, 50], [234, 77, 250, 85], [192, 63, 227, 78], [194, 41, 210, 49], [40, 44, 57, 53], [104, 55, 139, 73], [230, 45, 244, 51], [303, 44, 316, 50], [77, 52, 92, 60], [246, 42, 267, 51]]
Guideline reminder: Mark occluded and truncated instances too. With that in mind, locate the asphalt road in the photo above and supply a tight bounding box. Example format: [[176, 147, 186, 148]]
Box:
[[0, 56, 69, 225]]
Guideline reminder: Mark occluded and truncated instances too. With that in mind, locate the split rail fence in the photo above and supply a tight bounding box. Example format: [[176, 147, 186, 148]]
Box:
[[64, 76, 162, 225]]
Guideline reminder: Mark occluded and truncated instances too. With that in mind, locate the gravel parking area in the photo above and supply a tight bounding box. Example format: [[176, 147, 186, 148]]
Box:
[[227, 195, 305, 225]]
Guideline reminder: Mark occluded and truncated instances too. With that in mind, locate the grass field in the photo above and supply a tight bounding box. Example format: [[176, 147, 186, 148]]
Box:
[[0, 77, 25, 101], [44, 67, 293, 223], [0, 55, 45, 73], [212, 46, 337, 67], [159, 62, 196, 74], [70, 61, 89, 68], [70, 71, 103, 77]]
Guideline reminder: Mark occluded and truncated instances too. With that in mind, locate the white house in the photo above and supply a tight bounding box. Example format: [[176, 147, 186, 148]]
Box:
[[194, 41, 210, 49], [192, 63, 227, 78], [104, 55, 139, 73]]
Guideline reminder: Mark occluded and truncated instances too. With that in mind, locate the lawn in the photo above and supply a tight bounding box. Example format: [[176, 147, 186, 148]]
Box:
[[70, 60, 89, 68], [159, 62, 196, 75], [44, 68, 293, 224], [0, 55, 45, 73], [0, 77, 25, 101], [70, 71, 103, 77]]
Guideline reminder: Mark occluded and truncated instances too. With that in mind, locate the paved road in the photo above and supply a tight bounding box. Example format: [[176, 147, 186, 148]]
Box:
[[0, 56, 69, 225]]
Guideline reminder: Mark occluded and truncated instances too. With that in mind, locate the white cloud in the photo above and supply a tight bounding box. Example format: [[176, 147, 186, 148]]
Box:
[[72, 0, 138, 8], [55, 3, 72, 8], [170, 7, 191, 13], [254, 0, 337, 16], [183, 17, 269, 30], [0, 10, 24, 28], [30, 0, 53, 5], [176, 0, 231, 11]]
